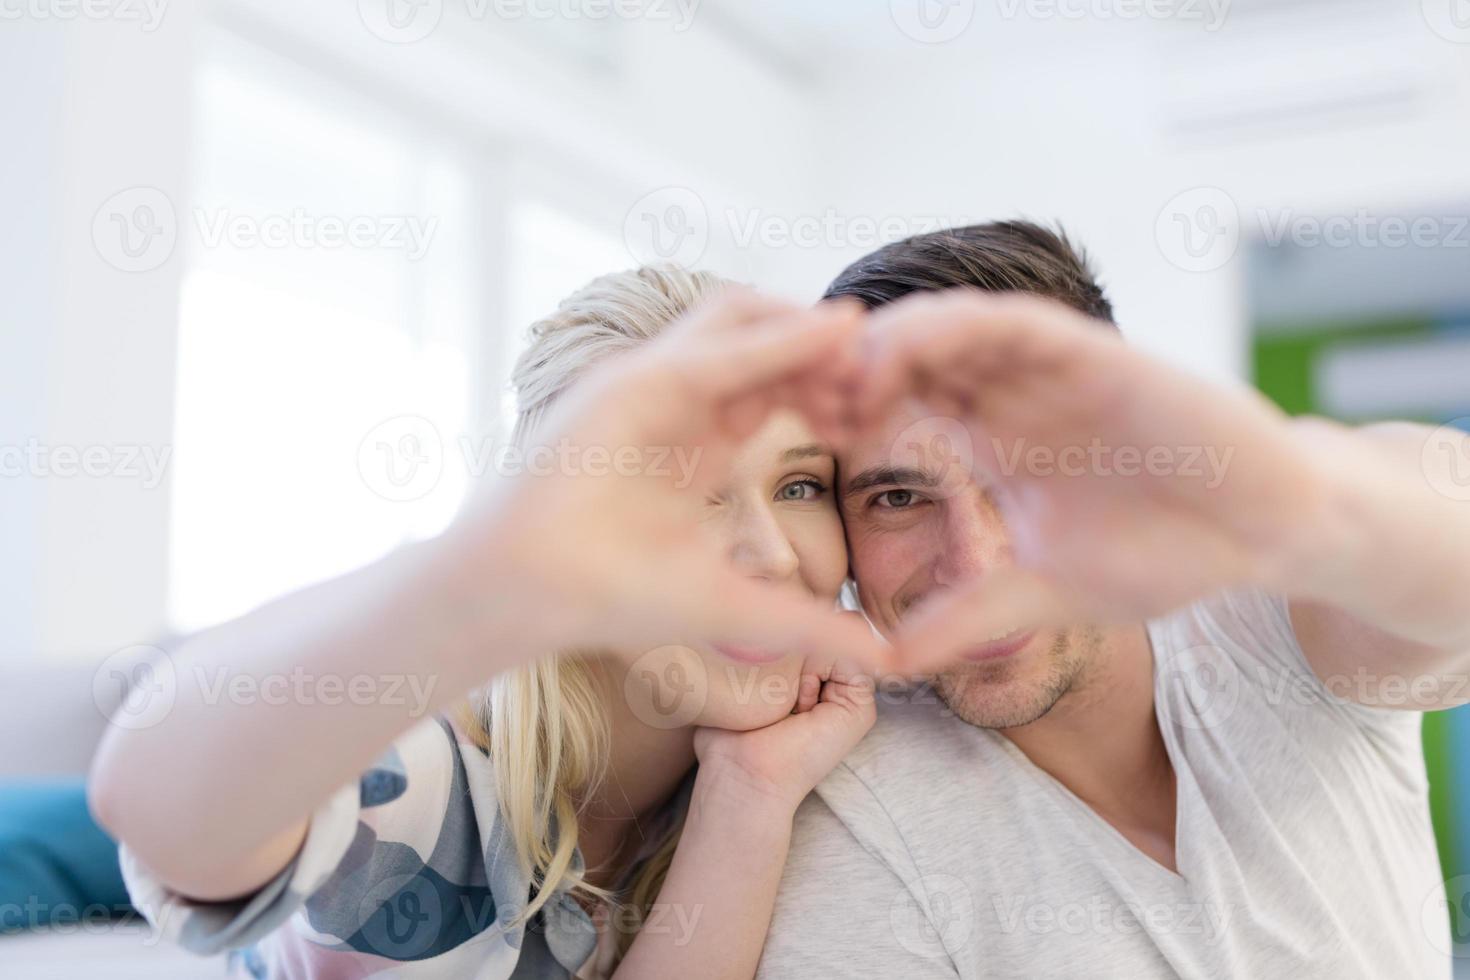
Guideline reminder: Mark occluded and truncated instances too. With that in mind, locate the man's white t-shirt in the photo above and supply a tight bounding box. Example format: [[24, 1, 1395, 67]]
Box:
[[758, 589, 1449, 979]]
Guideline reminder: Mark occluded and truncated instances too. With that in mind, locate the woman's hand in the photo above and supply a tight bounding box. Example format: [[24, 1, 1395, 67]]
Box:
[[617, 650, 876, 980], [456, 292, 890, 672], [692, 652, 877, 816], [91, 290, 884, 905]]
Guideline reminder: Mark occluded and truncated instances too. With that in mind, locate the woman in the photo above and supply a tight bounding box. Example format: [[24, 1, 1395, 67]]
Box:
[[91, 266, 886, 978]]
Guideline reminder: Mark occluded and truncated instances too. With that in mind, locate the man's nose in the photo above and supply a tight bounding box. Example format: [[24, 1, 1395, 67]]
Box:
[[726, 502, 801, 582]]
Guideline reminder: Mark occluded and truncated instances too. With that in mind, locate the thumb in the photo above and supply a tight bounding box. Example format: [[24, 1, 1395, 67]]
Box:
[[891, 568, 1068, 676], [692, 572, 895, 675]]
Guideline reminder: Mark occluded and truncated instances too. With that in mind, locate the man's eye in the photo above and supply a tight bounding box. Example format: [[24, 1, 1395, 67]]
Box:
[[874, 489, 916, 509], [778, 478, 826, 502]]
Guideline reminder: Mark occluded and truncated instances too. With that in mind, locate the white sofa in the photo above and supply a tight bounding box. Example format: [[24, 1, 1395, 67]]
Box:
[[0, 662, 227, 979]]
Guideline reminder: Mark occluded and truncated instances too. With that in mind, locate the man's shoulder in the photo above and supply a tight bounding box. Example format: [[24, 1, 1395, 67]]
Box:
[[801, 684, 1008, 840], [1153, 588, 1426, 768], [783, 686, 1040, 930], [1153, 587, 1356, 714], [1151, 587, 1298, 666], [841, 682, 984, 773]]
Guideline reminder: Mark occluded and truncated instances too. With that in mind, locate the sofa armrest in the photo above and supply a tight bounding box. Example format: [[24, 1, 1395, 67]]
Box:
[[0, 663, 117, 777]]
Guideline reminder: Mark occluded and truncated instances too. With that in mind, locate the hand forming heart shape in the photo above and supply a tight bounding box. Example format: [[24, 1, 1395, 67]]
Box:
[[473, 286, 1330, 677]]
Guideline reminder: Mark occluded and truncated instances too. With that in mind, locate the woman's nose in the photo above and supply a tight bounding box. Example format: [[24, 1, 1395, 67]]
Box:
[[725, 502, 801, 582]]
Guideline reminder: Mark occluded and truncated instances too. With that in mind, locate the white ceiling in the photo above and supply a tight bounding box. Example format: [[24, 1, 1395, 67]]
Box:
[[697, 0, 939, 74]]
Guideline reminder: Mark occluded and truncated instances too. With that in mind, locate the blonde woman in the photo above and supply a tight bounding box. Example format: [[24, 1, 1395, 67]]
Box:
[[91, 268, 885, 979]]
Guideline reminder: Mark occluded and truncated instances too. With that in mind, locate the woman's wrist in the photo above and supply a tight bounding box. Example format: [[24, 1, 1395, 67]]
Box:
[[690, 763, 803, 831], [422, 501, 568, 663]]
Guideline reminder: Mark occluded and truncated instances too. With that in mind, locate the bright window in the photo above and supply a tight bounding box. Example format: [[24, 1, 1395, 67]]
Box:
[[168, 34, 477, 631], [498, 200, 629, 428]]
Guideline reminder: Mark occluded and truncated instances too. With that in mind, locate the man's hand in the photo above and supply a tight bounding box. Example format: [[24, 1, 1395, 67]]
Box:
[[853, 290, 1470, 702], [852, 291, 1338, 670]]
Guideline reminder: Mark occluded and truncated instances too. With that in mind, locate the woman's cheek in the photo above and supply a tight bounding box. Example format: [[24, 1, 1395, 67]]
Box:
[[697, 658, 804, 730], [788, 511, 849, 603]]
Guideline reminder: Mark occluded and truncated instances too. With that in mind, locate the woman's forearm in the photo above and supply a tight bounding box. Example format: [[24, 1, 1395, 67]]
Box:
[[88, 512, 543, 900], [614, 773, 797, 980], [86, 294, 877, 906]]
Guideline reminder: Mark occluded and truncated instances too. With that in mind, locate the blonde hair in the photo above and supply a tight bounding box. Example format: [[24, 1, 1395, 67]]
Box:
[[462, 265, 731, 957]]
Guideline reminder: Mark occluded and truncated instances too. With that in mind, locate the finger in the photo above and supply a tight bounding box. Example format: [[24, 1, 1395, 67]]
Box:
[[795, 672, 821, 713], [693, 304, 865, 403], [856, 291, 1103, 425], [689, 286, 801, 333], [820, 665, 876, 707], [889, 567, 1071, 676], [856, 292, 990, 424], [799, 647, 838, 682], [692, 571, 896, 674], [718, 387, 778, 442], [833, 612, 883, 685], [823, 650, 874, 686], [774, 397, 847, 455]]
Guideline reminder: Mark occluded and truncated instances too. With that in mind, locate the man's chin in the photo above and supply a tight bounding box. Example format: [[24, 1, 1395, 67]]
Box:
[[931, 629, 1077, 730]]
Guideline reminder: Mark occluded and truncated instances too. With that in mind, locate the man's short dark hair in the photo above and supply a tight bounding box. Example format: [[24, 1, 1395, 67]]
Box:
[[823, 220, 1115, 325]]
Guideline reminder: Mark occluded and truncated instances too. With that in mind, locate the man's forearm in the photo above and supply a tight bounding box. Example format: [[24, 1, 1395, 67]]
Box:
[[1270, 419, 1470, 655]]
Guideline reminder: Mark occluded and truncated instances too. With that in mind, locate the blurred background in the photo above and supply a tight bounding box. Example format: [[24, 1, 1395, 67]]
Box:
[[3, 0, 1470, 972]]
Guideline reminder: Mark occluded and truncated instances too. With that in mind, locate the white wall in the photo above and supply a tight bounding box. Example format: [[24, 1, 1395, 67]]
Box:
[[11, 1, 1470, 662], [3, 13, 197, 661], [805, 2, 1470, 383], [3, 0, 836, 662], [0, 26, 66, 660]]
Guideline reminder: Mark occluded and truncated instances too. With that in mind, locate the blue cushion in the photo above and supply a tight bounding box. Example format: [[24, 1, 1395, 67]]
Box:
[[0, 778, 133, 932]]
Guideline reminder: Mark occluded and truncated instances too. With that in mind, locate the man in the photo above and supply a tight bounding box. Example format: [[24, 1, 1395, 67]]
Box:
[[756, 222, 1470, 978]]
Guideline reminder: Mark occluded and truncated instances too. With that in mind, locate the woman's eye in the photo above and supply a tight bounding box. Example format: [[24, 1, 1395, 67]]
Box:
[[777, 478, 826, 502], [875, 489, 916, 509]]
